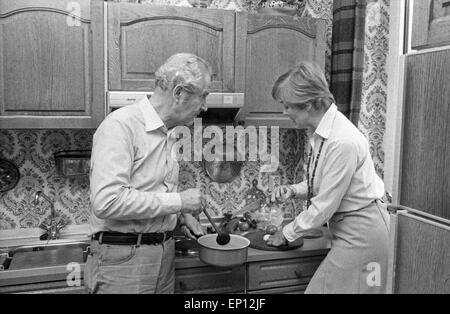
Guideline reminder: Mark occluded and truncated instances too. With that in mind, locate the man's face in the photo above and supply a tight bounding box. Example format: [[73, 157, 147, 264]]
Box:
[[174, 72, 211, 126]]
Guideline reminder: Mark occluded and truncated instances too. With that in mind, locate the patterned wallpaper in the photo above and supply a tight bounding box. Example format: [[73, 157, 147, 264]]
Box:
[[0, 0, 390, 230], [0, 129, 307, 230], [0, 130, 94, 230], [358, 0, 390, 179]]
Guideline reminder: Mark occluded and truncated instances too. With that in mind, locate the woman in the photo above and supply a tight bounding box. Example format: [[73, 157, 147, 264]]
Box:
[[267, 61, 390, 294]]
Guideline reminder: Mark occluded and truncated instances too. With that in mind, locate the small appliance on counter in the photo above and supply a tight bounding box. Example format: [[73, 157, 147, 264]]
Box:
[[54, 150, 91, 177]]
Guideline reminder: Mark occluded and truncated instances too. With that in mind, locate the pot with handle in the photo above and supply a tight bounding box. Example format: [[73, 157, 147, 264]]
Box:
[[197, 234, 250, 267]]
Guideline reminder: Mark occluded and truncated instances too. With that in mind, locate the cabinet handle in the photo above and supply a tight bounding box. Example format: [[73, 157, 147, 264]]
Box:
[[179, 281, 187, 291]]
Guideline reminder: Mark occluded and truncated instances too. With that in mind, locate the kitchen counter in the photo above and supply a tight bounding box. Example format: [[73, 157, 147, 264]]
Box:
[[0, 232, 331, 292], [175, 233, 331, 269]]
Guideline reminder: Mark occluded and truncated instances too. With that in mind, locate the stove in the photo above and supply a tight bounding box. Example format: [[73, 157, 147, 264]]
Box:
[[174, 238, 199, 257]]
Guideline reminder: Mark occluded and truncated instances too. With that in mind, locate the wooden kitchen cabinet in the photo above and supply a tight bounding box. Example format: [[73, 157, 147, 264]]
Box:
[[0, 279, 87, 294], [175, 265, 245, 294], [246, 255, 324, 293], [387, 208, 450, 294], [0, 0, 105, 129], [400, 50, 450, 220], [235, 13, 326, 128], [108, 3, 235, 92]]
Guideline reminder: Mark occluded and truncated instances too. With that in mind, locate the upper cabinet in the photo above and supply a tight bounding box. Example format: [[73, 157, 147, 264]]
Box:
[[0, 0, 105, 129], [0, 2, 326, 129], [235, 13, 326, 128], [411, 0, 450, 50], [108, 4, 236, 92]]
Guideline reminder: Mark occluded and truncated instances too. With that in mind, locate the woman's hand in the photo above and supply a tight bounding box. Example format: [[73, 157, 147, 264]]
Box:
[[180, 214, 205, 240], [270, 185, 296, 203], [266, 230, 288, 247]]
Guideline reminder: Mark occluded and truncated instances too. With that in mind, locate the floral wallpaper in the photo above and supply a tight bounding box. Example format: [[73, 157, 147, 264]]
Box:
[[358, 0, 390, 179], [0, 128, 307, 230], [0, 130, 94, 230], [0, 0, 390, 230]]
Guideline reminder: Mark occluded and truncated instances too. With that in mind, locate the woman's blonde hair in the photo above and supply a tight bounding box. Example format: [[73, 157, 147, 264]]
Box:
[[272, 61, 335, 110]]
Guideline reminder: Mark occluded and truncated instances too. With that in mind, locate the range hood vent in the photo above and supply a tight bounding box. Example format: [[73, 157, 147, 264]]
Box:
[[107, 91, 244, 124]]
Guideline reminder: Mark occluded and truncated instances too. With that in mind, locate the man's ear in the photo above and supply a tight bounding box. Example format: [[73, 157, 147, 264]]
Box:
[[173, 85, 184, 99]]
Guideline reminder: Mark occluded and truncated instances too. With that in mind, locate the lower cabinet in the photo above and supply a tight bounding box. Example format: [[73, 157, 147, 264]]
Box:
[[0, 280, 87, 294], [246, 256, 324, 294], [247, 285, 308, 294], [175, 265, 246, 294], [175, 255, 326, 294], [1, 255, 326, 294]]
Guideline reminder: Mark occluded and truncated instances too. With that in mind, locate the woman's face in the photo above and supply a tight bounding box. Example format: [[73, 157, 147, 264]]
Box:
[[281, 101, 311, 130]]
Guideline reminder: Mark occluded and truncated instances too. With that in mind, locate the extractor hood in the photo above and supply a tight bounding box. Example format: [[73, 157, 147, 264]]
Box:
[[107, 91, 244, 125]]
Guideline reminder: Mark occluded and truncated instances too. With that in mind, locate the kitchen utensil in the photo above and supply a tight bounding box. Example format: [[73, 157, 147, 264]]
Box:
[[203, 159, 243, 183], [203, 208, 230, 245], [197, 234, 250, 267], [54, 150, 90, 177], [0, 158, 20, 193], [203, 143, 243, 183], [244, 230, 304, 251]]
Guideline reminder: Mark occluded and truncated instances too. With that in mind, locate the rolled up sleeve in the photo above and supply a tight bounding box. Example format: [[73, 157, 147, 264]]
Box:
[[90, 118, 182, 221], [283, 140, 358, 242]]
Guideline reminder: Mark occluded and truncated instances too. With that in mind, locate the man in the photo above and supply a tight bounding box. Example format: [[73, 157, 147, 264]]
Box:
[[84, 53, 212, 294]]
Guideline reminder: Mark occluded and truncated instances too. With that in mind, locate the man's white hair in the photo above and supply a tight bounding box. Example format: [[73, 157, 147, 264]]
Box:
[[155, 53, 212, 91]]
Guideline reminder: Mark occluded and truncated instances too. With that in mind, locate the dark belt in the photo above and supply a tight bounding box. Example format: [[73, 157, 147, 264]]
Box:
[[92, 231, 173, 246]]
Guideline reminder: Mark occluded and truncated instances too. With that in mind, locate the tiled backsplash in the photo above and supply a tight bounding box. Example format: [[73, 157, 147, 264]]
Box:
[[0, 129, 308, 230]]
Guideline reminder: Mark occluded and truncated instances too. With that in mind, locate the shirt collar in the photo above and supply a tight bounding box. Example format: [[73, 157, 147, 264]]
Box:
[[138, 96, 167, 133], [314, 103, 337, 140]]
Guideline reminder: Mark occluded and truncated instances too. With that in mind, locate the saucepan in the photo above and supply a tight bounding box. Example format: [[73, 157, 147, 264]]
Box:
[[196, 206, 250, 267], [197, 234, 250, 267]]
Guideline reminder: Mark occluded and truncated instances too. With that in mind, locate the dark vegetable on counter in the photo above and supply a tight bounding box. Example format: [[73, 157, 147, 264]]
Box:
[[266, 225, 278, 235]]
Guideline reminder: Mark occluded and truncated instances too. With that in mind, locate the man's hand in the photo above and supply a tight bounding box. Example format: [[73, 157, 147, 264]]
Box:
[[270, 185, 295, 203], [180, 188, 203, 216], [266, 230, 288, 247], [180, 214, 204, 240]]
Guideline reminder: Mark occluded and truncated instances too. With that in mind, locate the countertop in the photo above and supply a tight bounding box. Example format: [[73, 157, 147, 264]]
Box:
[[0, 227, 332, 289], [175, 233, 331, 269]]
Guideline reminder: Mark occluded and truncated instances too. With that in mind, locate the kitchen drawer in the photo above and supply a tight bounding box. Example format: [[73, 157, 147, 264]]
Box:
[[247, 256, 324, 291], [247, 284, 308, 294], [0, 280, 87, 294], [175, 265, 245, 294]]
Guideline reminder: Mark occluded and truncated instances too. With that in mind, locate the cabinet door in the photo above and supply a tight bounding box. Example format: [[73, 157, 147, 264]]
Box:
[[247, 256, 324, 291], [411, 0, 450, 50], [175, 265, 245, 294], [108, 4, 235, 92], [401, 50, 450, 219], [235, 13, 326, 128], [0, 0, 104, 128], [389, 210, 450, 294]]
